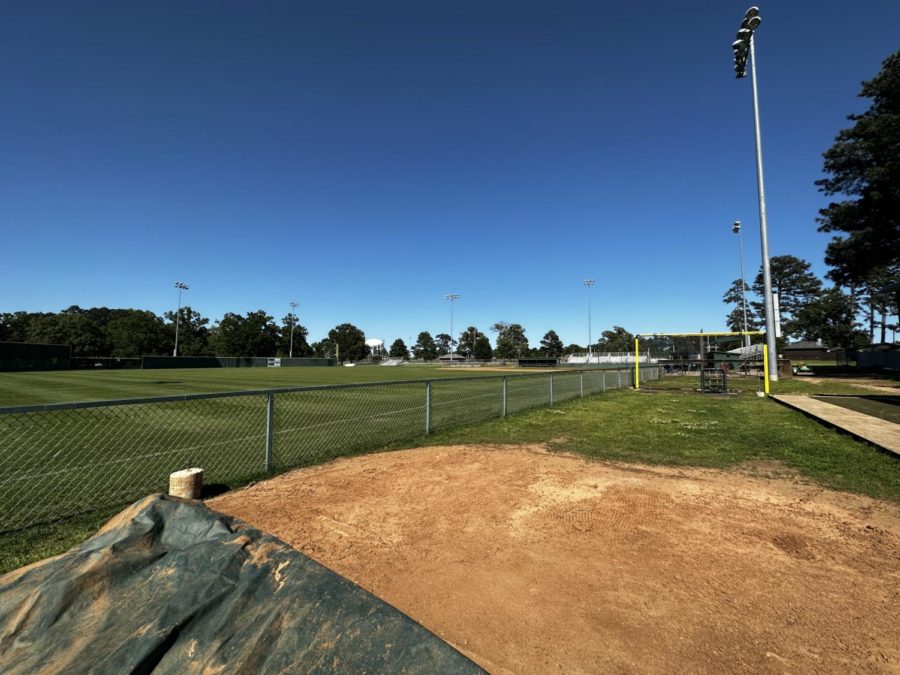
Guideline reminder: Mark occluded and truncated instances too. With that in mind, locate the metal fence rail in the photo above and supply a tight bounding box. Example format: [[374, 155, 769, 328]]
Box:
[[0, 367, 660, 532]]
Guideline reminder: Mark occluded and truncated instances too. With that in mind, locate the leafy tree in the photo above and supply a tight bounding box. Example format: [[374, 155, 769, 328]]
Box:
[[328, 323, 367, 363], [435, 333, 453, 357], [563, 343, 584, 356], [209, 310, 279, 356], [311, 339, 335, 358], [722, 278, 760, 333], [472, 335, 493, 360], [596, 326, 634, 352], [725, 307, 751, 334], [456, 326, 485, 358], [107, 310, 167, 357], [388, 338, 408, 358], [242, 311, 280, 356], [816, 50, 900, 283], [751, 255, 822, 338], [492, 322, 528, 359], [0, 312, 31, 342], [793, 288, 869, 350], [539, 330, 564, 357], [28, 306, 108, 357], [163, 306, 210, 356], [857, 266, 900, 343], [413, 331, 437, 360]]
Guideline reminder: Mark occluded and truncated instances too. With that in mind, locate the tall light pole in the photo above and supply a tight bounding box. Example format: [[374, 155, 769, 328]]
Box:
[[732, 6, 778, 380], [583, 279, 595, 361], [732, 221, 751, 348], [289, 301, 299, 358], [173, 281, 189, 357], [445, 293, 460, 362]]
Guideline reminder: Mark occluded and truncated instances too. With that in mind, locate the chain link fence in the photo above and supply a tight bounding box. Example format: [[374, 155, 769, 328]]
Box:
[[0, 367, 660, 533]]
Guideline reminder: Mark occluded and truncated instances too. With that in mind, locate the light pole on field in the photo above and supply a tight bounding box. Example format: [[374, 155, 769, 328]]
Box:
[[583, 279, 595, 362], [173, 281, 189, 357], [732, 5, 778, 380], [445, 294, 460, 362], [732, 222, 751, 348], [289, 301, 299, 358]]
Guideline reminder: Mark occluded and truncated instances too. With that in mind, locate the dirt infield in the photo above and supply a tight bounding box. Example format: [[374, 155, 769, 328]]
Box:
[[210, 446, 900, 673]]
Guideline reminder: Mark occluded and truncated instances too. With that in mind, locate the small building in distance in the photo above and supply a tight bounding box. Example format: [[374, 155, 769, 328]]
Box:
[[783, 340, 832, 362]]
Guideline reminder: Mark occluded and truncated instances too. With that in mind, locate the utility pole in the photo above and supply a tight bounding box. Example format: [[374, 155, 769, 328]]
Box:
[[583, 279, 595, 362], [732, 6, 778, 380], [173, 281, 189, 357], [289, 301, 299, 358], [732, 221, 751, 348], [445, 294, 460, 362]]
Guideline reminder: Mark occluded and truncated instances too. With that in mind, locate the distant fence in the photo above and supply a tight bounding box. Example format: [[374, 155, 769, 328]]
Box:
[[71, 357, 142, 370], [141, 356, 337, 369], [0, 367, 660, 532], [856, 351, 900, 370], [0, 342, 71, 372]]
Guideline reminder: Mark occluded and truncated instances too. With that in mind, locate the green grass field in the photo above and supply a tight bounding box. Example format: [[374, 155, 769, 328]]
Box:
[[0, 364, 512, 407], [0, 366, 634, 534], [1, 368, 897, 575]]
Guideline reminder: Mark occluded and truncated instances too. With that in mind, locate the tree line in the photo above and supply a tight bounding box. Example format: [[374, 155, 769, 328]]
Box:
[[0, 306, 652, 362], [722, 50, 900, 349]]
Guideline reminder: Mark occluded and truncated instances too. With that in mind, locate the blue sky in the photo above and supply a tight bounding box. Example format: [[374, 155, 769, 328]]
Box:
[[2, 1, 898, 347]]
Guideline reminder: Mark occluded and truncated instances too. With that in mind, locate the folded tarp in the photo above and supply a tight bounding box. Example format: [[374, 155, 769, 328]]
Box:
[[0, 495, 482, 674]]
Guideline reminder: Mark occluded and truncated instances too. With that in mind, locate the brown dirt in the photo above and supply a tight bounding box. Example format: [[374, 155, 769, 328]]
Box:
[[802, 376, 900, 394], [210, 445, 900, 674]]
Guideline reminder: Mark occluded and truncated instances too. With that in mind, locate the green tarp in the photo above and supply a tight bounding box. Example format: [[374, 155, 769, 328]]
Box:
[[0, 495, 482, 674]]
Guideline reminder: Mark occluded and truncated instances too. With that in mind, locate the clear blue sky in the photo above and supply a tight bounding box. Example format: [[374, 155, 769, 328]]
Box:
[[2, 1, 898, 347]]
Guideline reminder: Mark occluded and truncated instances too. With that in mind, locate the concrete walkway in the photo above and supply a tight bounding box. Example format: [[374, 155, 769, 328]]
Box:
[[772, 395, 900, 457]]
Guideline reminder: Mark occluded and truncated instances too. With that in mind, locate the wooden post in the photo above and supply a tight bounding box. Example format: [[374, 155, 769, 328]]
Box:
[[169, 468, 203, 499]]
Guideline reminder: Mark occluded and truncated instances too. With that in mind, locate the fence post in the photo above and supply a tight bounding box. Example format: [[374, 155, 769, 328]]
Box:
[[549, 373, 554, 405], [617, 369, 621, 388], [579, 370, 584, 398], [425, 380, 432, 434], [265, 392, 275, 472], [501, 377, 507, 417], [601, 370, 606, 393]]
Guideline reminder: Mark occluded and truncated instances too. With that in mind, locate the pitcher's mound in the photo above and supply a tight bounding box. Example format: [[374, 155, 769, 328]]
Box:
[[210, 445, 900, 673]]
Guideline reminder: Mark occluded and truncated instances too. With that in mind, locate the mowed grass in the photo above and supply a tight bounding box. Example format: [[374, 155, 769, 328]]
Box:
[[0, 368, 624, 533], [2, 371, 897, 575], [0, 364, 513, 407], [424, 376, 900, 501]]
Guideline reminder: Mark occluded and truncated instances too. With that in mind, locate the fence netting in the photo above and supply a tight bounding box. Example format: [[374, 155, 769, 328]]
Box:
[[0, 367, 659, 532]]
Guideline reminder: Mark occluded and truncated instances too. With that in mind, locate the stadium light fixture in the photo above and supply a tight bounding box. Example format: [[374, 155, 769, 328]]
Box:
[[731, 6, 778, 380], [173, 281, 189, 357], [445, 294, 460, 362], [732, 221, 751, 348], [289, 301, 299, 358], [582, 280, 595, 361]]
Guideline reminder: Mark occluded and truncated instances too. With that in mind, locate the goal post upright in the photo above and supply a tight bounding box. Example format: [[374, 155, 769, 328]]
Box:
[[633, 330, 768, 394], [634, 338, 640, 389]]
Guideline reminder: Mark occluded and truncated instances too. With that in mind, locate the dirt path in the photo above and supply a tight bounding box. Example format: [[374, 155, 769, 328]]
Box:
[[210, 446, 900, 673], [801, 376, 899, 394]]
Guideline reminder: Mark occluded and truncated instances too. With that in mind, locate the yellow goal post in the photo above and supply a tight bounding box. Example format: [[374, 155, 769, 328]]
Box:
[[633, 331, 769, 396]]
